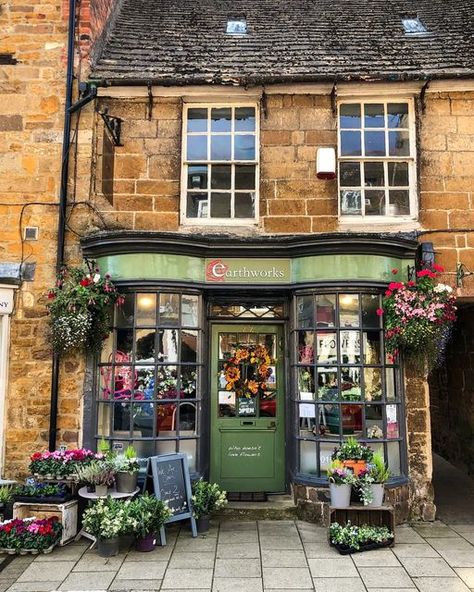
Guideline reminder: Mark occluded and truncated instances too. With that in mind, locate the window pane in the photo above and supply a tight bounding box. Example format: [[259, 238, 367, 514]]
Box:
[[389, 190, 410, 216], [181, 366, 197, 398], [116, 329, 133, 357], [365, 190, 385, 216], [387, 103, 409, 128], [364, 104, 384, 128], [386, 367, 396, 400], [341, 131, 361, 156], [211, 135, 231, 160], [234, 135, 255, 160], [159, 294, 180, 326], [387, 442, 401, 475], [340, 331, 360, 364], [136, 329, 156, 362], [179, 402, 196, 431], [388, 162, 409, 186], [322, 404, 341, 436], [187, 108, 207, 132], [156, 366, 178, 398], [389, 131, 410, 156], [340, 162, 360, 187], [211, 165, 231, 189], [340, 104, 361, 128], [113, 402, 131, 433], [158, 329, 178, 363], [320, 442, 336, 473], [116, 294, 134, 328], [187, 135, 207, 160], [136, 294, 156, 326], [300, 440, 317, 475], [298, 367, 314, 395], [364, 162, 384, 187], [182, 295, 199, 327], [316, 332, 337, 363], [364, 331, 381, 364], [235, 165, 255, 189], [341, 404, 362, 435], [133, 403, 154, 437], [366, 404, 383, 437], [298, 331, 314, 363], [181, 330, 198, 363], [235, 193, 254, 218], [297, 296, 314, 328], [210, 192, 231, 217], [387, 405, 400, 438], [364, 368, 382, 401], [211, 107, 232, 132], [235, 107, 256, 131], [97, 404, 111, 437], [340, 190, 361, 215], [180, 439, 197, 471], [341, 367, 362, 401], [365, 131, 385, 156], [186, 193, 208, 218], [316, 294, 336, 328], [339, 294, 359, 327], [317, 368, 338, 401], [187, 165, 207, 189], [361, 294, 380, 328], [157, 403, 176, 434]]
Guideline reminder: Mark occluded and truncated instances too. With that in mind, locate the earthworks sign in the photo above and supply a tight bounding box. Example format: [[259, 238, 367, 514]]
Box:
[[205, 258, 291, 284]]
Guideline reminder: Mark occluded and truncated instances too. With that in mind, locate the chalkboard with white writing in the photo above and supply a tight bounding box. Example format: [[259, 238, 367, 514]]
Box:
[[143, 453, 197, 543]]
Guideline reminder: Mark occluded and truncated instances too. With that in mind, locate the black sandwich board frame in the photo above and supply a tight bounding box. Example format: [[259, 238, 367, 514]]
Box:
[[143, 452, 197, 544]]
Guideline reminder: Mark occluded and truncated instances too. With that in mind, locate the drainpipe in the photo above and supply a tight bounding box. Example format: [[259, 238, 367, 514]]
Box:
[[48, 0, 77, 452]]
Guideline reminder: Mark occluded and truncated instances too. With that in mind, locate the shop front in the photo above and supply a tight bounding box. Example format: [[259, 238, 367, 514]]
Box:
[[81, 232, 417, 503]]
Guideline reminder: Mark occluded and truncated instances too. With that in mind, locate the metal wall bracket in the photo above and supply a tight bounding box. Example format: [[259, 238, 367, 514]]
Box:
[[456, 263, 474, 288], [98, 107, 123, 146]]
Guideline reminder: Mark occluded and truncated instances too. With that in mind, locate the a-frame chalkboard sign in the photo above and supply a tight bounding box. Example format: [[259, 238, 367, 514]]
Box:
[[143, 453, 197, 544]]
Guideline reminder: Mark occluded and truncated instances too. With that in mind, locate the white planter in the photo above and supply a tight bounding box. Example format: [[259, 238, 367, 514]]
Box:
[[329, 483, 351, 508], [94, 485, 108, 497], [367, 483, 385, 507]]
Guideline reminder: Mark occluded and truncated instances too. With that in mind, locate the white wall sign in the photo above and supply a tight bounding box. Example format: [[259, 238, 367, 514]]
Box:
[[0, 289, 14, 315]]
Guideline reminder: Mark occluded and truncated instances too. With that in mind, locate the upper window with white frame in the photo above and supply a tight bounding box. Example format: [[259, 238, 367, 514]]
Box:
[[181, 104, 258, 224], [338, 100, 416, 220]]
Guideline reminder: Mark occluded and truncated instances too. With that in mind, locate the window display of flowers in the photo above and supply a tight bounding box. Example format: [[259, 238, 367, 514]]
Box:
[[29, 448, 104, 479], [329, 521, 394, 553], [46, 259, 124, 354], [0, 517, 62, 553], [367, 425, 383, 439], [222, 344, 274, 399], [332, 437, 374, 475], [379, 265, 457, 367]]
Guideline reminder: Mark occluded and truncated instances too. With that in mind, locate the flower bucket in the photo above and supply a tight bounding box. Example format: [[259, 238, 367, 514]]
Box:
[[115, 471, 138, 494], [134, 533, 156, 552], [94, 485, 108, 497], [97, 537, 119, 557], [196, 515, 210, 534], [367, 484, 384, 507], [329, 483, 351, 508]]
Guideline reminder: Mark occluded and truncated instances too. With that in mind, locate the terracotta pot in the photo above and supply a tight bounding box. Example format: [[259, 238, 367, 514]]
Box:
[[342, 460, 366, 476]]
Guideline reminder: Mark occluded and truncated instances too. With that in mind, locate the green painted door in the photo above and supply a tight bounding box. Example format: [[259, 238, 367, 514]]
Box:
[[210, 324, 285, 492]]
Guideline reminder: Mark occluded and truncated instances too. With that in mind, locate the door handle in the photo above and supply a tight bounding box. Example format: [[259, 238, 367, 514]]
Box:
[[267, 421, 277, 429]]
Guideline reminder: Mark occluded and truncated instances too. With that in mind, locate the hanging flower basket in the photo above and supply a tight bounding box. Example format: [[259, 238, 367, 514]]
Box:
[[379, 265, 457, 368], [46, 259, 124, 355], [222, 344, 274, 398]]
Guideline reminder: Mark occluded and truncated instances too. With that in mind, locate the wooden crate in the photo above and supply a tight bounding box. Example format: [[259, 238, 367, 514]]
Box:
[[329, 505, 395, 544], [13, 500, 78, 545]]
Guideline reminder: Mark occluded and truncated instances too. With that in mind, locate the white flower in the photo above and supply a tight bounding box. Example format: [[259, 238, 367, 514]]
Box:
[[93, 273, 101, 283], [434, 283, 453, 293]]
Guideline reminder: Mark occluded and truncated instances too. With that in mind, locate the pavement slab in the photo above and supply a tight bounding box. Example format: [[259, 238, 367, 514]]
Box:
[[59, 570, 116, 591], [263, 567, 314, 589], [313, 578, 366, 592]]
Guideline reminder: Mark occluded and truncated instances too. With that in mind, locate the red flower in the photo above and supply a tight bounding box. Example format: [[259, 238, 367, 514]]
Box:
[[417, 269, 436, 279], [388, 282, 403, 291], [385, 290, 393, 297], [31, 452, 42, 461], [79, 278, 91, 287], [47, 291, 55, 299], [376, 308, 384, 316], [391, 268, 398, 275], [407, 280, 416, 287], [432, 264, 444, 273]]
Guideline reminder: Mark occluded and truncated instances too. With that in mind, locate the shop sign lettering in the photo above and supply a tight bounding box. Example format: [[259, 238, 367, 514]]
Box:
[[205, 258, 290, 284], [0, 289, 14, 315]]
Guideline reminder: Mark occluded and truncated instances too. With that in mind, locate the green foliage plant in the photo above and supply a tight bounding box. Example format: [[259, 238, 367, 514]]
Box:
[[191, 479, 228, 519]]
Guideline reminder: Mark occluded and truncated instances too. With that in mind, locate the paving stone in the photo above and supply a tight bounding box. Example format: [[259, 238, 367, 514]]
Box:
[[109, 580, 162, 591], [308, 557, 358, 578], [17, 560, 76, 582], [358, 566, 415, 589], [174, 537, 217, 552], [303, 543, 341, 558], [262, 566, 314, 589], [0, 583, 14, 592], [394, 528, 425, 544], [161, 568, 213, 589], [459, 533, 474, 545], [414, 577, 470, 592], [428, 537, 474, 551], [125, 545, 173, 561], [414, 525, 459, 538], [261, 549, 307, 567], [454, 568, 474, 587], [115, 560, 166, 580], [73, 552, 125, 571], [392, 543, 441, 558], [450, 526, 474, 534], [34, 544, 87, 561], [214, 558, 261, 577], [352, 548, 400, 567], [258, 521, 298, 535], [7, 583, 62, 592], [169, 551, 215, 568], [59, 570, 115, 591], [439, 549, 474, 567], [218, 530, 259, 544], [217, 542, 260, 558], [219, 521, 257, 531], [212, 577, 263, 592], [259, 535, 303, 550], [400, 557, 455, 577], [298, 528, 329, 543], [313, 578, 366, 592]]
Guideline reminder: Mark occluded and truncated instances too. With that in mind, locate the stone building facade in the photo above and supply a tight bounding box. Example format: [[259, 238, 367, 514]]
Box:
[[0, 0, 473, 523]]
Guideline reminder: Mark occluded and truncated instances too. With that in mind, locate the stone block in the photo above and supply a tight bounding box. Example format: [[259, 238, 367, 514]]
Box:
[[123, 119, 157, 138], [148, 154, 180, 179], [419, 209, 448, 229], [114, 154, 147, 179], [135, 179, 179, 195], [456, 116, 474, 134], [0, 115, 23, 131], [311, 216, 338, 232], [421, 192, 469, 210], [113, 195, 153, 211], [263, 215, 311, 233], [452, 152, 474, 176], [134, 211, 179, 231], [306, 198, 337, 216], [262, 145, 295, 163], [268, 199, 305, 215], [261, 130, 292, 146]]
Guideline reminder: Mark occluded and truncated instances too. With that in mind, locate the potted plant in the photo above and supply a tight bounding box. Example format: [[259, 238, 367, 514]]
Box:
[[112, 446, 140, 494], [75, 461, 115, 496], [0, 486, 15, 521], [329, 521, 394, 554], [82, 497, 128, 557], [127, 493, 172, 552], [0, 517, 62, 554], [191, 479, 228, 533], [331, 437, 374, 476], [365, 452, 390, 507], [327, 460, 356, 508], [14, 482, 72, 504]]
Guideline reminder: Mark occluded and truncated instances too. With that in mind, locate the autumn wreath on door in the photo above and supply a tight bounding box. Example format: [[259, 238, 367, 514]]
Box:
[[223, 345, 274, 399]]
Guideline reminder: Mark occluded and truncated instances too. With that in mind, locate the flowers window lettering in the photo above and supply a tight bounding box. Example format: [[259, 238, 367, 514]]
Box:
[[223, 344, 274, 399]]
